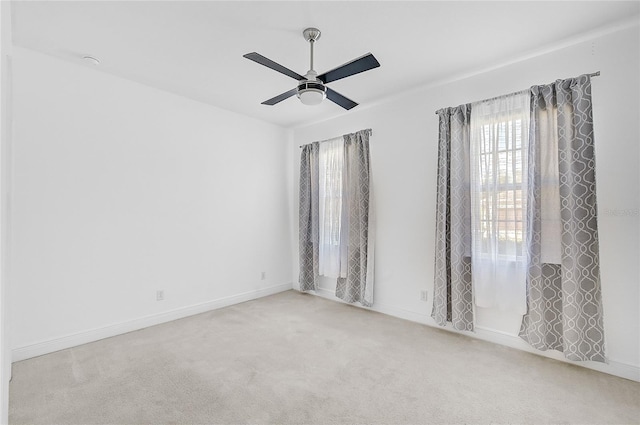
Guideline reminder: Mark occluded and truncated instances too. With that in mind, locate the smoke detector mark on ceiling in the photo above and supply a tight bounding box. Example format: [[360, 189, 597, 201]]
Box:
[[82, 55, 101, 66]]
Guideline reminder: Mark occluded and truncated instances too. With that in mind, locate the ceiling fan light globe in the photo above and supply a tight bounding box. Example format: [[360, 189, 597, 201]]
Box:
[[298, 89, 325, 105]]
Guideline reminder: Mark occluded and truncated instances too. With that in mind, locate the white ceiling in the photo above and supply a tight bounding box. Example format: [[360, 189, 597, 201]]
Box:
[[11, 1, 640, 128]]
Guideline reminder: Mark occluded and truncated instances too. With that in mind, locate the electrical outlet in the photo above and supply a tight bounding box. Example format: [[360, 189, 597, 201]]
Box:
[[156, 290, 164, 301], [420, 290, 428, 302], [261, 271, 266, 280]]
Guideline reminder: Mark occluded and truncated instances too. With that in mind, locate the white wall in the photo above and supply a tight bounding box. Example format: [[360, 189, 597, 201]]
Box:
[[0, 1, 12, 422], [291, 23, 640, 380], [10, 47, 293, 357]]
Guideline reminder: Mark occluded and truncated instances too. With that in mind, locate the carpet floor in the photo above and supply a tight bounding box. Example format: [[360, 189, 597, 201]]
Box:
[[9, 290, 640, 424]]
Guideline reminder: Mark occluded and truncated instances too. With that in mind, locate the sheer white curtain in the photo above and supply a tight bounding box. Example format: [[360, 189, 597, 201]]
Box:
[[537, 103, 563, 264], [318, 137, 348, 278], [470, 91, 530, 314]]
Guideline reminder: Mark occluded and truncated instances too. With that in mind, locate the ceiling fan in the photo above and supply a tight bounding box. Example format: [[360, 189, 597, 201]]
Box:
[[243, 28, 380, 110]]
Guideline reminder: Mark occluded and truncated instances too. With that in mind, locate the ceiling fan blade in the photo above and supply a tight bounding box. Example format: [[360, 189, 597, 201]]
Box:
[[262, 88, 298, 106], [243, 52, 305, 81], [326, 88, 358, 110], [318, 53, 380, 84]]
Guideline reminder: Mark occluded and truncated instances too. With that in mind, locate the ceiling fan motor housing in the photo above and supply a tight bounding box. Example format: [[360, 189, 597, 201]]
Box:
[[297, 69, 326, 105], [297, 80, 326, 105]]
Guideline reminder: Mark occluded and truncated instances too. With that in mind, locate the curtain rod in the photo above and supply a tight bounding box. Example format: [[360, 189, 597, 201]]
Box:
[[434, 71, 601, 114], [299, 128, 373, 148]]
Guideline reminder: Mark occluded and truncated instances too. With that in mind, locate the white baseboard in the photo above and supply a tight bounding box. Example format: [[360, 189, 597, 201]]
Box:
[[313, 287, 640, 382], [12, 283, 293, 362]]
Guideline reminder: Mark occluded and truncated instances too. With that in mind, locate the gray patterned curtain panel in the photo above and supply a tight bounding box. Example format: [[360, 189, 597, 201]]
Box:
[[299, 142, 320, 292], [431, 105, 474, 331], [519, 75, 606, 362], [336, 129, 375, 307]]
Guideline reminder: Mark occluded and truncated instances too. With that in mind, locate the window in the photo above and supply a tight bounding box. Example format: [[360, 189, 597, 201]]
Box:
[[475, 117, 525, 258], [318, 137, 347, 278], [469, 91, 530, 313], [298, 128, 374, 306]]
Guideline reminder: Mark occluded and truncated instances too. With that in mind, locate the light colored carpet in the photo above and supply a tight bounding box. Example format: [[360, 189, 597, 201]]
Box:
[[9, 290, 640, 424]]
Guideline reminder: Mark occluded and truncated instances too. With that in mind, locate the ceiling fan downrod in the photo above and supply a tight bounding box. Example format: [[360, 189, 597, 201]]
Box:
[[303, 27, 321, 74]]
